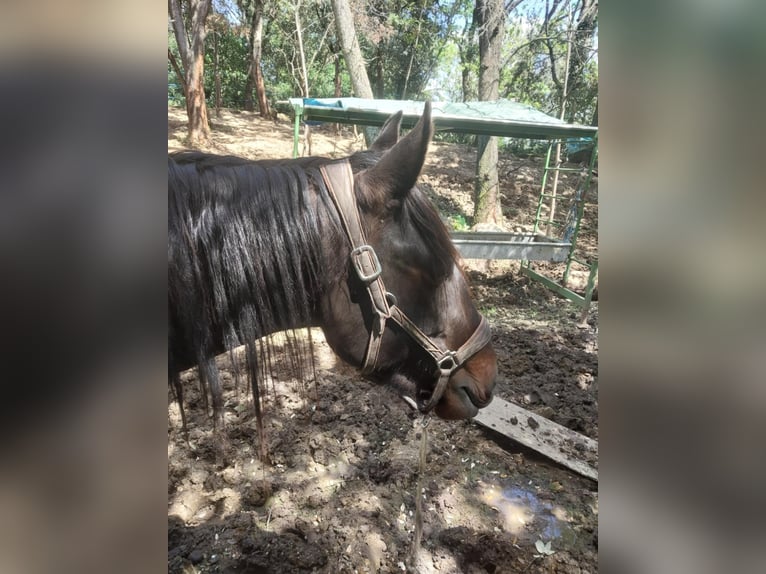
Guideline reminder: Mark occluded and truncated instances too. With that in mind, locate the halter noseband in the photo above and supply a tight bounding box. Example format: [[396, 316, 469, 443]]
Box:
[[320, 161, 492, 413]]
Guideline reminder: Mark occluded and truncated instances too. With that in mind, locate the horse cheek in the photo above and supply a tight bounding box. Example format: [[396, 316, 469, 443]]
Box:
[[319, 289, 367, 368]]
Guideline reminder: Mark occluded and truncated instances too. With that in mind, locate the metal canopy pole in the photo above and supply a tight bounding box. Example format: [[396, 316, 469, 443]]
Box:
[[563, 133, 598, 286], [292, 103, 302, 158], [521, 134, 598, 315]]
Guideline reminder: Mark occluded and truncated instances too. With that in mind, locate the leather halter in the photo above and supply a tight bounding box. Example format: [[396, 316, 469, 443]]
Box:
[[319, 161, 492, 413]]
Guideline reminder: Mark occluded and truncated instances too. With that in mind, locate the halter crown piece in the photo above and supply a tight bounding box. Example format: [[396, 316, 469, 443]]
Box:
[[320, 161, 492, 413]]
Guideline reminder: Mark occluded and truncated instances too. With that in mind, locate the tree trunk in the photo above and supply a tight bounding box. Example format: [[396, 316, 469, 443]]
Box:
[[473, 0, 505, 226], [169, 0, 212, 146], [459, 13, 477, 103], [461, 65, 471, 103], [187, 48, 211, 146], [243, 73, 255, 111], [333, 49, 342, 135], [547, 20, 573, 233], [374, 46, 384, 99], [294, 0, 310, 97], [330, 0, 375, 145], [242, 3, 256, 112], [294, 0, 312, 155], [475, 135, 501, 224], [334, 54, 342, 97], [213, 30, 222, 117], [168, 0, 190, 70], [252, 0, 270, 117]]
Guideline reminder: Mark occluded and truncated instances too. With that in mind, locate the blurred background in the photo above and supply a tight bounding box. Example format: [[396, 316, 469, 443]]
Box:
[[601, 1, 766, 572]]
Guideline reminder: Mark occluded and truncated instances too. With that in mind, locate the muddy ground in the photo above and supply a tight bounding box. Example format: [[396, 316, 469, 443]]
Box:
[[168, 108, 598, 573]]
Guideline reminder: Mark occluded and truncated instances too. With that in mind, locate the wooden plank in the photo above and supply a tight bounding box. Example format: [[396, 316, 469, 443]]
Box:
[[473, 397, 598, 482]]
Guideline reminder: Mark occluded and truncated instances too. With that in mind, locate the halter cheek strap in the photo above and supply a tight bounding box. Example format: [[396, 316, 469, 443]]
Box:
[[319, 161, 492, 413], [319, 161, 392, 373]]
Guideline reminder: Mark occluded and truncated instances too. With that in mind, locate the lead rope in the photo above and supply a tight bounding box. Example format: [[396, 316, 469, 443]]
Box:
[[410, 414, 431, 566]]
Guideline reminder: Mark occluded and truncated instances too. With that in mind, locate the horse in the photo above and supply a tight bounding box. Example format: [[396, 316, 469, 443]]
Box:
[[168, 102, 497, 439]]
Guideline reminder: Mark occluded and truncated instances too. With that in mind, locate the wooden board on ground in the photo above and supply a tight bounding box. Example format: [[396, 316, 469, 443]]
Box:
[[473, 397, 598, 481]]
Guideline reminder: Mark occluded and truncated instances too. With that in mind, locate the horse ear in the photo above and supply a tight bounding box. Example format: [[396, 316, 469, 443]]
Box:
[[362, 101, 433, 200], [369, 110, 403, 152]]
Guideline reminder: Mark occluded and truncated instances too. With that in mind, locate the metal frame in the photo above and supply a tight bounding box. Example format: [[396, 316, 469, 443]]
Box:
[[520, 134, 598, 321]]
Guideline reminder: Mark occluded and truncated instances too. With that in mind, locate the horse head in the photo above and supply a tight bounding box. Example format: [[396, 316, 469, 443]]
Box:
[[317, 103, 497, 419]]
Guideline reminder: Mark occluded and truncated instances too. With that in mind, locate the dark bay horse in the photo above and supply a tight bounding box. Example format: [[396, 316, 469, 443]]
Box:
[[168, 102, 496, 432]]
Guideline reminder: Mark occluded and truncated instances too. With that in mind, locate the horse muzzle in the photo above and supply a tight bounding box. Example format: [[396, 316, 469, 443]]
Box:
[[429, 344, 496, 419]]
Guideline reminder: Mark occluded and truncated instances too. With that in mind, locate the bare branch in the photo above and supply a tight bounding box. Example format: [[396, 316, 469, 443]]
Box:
[[505, 0, 526, 14], [168, 0, 190, 68], [543, 0, 566, 91], [168, 47, 188, 98]]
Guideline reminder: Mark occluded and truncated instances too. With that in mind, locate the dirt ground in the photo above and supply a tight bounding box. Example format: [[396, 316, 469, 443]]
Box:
[[168, 107, 598, 573]]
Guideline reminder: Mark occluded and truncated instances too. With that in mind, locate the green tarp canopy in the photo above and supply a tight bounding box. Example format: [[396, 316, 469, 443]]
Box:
[[288, 97, 597, 140]]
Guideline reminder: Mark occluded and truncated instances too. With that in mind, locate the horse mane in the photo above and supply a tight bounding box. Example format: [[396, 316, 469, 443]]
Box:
[[169, 151, 344, 359], [400, 191, 459, 283], [169, 148, 459, 453]]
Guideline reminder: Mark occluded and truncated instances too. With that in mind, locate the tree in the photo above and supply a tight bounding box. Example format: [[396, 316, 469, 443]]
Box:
[[293, 0, 311, 98], [238, 0, 271, 116], [487, 1, 598, 128], [357, 1, 463, 101], [527, 0, 598, 122], [458, 5, 478, 102], [252, 0, 270, 116], [169, 0, 213, 145], [330, 0, 375, 144], [473, 0, 506, 226], [565, 0, 597, 123], [165, 0, 596, 153]]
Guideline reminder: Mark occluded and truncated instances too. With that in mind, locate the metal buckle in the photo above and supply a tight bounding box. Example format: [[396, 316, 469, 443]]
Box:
[[351, 244, 382, 283], [437, 351, 459, 373]]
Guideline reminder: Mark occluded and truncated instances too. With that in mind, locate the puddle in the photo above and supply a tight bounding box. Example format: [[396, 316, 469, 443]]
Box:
[[480, 481, 579, 546]]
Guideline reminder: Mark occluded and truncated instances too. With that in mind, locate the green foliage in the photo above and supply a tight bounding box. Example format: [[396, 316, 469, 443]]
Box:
[[258, 0, 341, 100], [371, 0, 469, 100], [427, 0, 476, 102], [204, 25, 252, 108], [433, 131, 475, 146], [479, 305, 499, 319], [168, 0, 597, 134], [500, 137, 550, 157], [498, 2, 598, 123], [447, 213, 471, 231], [168, 82, 185, 107], [168, 33, 185, 106]]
